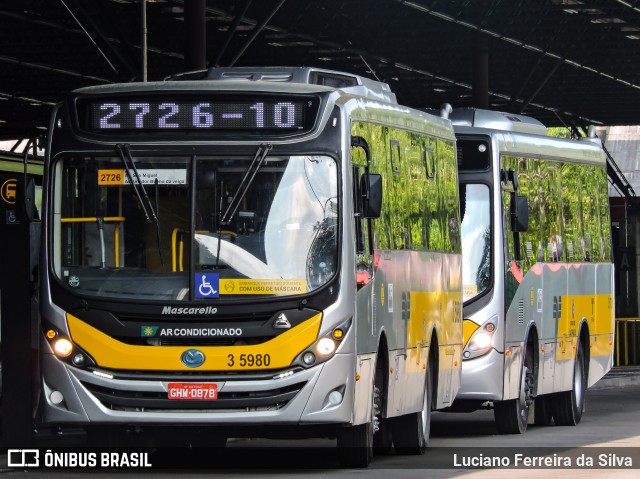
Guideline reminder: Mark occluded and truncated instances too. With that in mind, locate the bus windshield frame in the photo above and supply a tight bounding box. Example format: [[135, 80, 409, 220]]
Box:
[[49, 148, 340, 302]]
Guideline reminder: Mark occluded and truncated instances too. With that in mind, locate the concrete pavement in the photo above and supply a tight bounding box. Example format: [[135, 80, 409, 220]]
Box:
[[591, 365, 640, 389]]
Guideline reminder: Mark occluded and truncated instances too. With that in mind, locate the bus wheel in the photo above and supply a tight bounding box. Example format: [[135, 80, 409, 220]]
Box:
[[392, 358, 432, 455], [494, 347, 534, 434], [336, 417, 373, 467], [337, 363, 380, 467], [551, 342, 586, 426], [373, 367, 393, 456], [534, 395, 553, 426]]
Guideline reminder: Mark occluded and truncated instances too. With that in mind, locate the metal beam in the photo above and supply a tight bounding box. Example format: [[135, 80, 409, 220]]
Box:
[[228, 0, 287, 67], [396, 0, 640, 92], [0, 55, 110, 84], [213, 0, 253, 67], [507, 56, 544, 112], [60, 0, 138, 80], [516, 57, 563, 113], [185, 0, 206, 71], [472, 37, 489, 109], [0, 8, 184, 62]]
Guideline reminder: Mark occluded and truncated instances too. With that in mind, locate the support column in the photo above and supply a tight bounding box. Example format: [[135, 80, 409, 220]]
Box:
[[618, 212, 639, 317], [0, 173, 36, 446], [472, 38, 489, 109], [185, 0, 206, 71]]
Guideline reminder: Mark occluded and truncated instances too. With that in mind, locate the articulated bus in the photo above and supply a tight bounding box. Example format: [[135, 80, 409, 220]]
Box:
[[39, 67, 462, 466], [450, 108, 614, 433]]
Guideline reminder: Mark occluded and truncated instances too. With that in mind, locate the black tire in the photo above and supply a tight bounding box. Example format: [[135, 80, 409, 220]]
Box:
[[372, 367, 393, 456], [337, 358, 381, 467], [551, 343, 586, 426], [533, 395, 553, 426], [494, 345, 534, 434], [337, 420, 373, 467], [392, 359, 432, 455]]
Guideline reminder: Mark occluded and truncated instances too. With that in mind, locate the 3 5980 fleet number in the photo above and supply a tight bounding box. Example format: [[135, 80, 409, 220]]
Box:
[[227, 353, 271, 367]]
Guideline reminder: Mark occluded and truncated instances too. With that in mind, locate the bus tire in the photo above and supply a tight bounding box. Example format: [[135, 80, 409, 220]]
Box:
[[336, 421, 373, 467], [551, 342, 586, 426], [392, 358, 432, 455], [533, 395, 553, 426], [494, 344, 534, 434], [372, 366, 393, 456], [337, 357, 381, 467]]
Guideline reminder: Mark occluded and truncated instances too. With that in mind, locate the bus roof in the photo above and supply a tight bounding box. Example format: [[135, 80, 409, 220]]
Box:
[[71, 66, 398, 105], [451, 108, 606, 165]]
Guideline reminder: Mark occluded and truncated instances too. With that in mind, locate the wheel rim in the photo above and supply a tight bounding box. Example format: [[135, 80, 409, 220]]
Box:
[[420, 386, 429, 441], [420, 366, 432, 444], [519, 365, 533, 421], [372, 382, 381, 434], [574, 353, 584, 407]]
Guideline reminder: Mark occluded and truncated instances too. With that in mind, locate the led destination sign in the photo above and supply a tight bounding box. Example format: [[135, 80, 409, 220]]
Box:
[[81, 96, 318, 132]]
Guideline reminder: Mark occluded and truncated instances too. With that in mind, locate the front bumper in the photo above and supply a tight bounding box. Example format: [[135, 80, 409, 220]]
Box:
[[40, 351, 355, 426], [455, 348, 504, 401]]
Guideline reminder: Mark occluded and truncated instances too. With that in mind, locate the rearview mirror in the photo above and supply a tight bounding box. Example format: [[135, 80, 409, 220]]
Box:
[[361, 173, 382, 219], [510, 194, 529, 233]]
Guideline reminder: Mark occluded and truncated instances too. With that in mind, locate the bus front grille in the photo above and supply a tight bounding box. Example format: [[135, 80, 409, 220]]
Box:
[[80, 381, 306, 412]]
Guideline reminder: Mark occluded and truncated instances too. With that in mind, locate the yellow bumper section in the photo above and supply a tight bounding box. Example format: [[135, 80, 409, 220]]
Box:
[[67, 313, 322, 371]]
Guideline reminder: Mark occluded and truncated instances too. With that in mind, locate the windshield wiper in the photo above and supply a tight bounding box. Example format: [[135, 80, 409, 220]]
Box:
[[116, 143, 163, 264], [215, 143, 271, 270], [220, 143, 272, 226]]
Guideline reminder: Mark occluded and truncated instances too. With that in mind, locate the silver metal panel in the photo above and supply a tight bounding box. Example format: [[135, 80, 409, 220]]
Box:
[[456, 348, 505, 400], [451, 108, 547, 135], [589, 354, 612, 388], [540, 342, 556, 395], [342, 97, 456, 142], [352, 354, 375, 425], [503, 343, 524, 400]]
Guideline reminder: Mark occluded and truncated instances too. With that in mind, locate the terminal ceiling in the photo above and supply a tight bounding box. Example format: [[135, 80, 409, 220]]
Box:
[[1, 0, 640, 141]]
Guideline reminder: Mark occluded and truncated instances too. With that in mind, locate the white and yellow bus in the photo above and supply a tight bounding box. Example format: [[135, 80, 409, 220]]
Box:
[[38, 67, 462, 466], [451, 108, 614, 433]]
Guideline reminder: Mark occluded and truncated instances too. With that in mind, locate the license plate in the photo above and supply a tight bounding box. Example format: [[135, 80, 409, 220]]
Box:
[[167, 383, 218, 400]]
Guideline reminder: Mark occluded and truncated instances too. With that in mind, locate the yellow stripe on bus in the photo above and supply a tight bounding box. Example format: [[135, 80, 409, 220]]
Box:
[[67, 312, 322, 371], [556, 293, 614, 361]]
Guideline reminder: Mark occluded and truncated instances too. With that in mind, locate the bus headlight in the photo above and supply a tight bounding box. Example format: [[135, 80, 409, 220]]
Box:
[[294, 318, 351, 368], [470, 332, 492, 350], [53, 338, 74, 358], [44, 325, 96, 368], [316, 337, 336, 356], [463, 319, 497, 360]]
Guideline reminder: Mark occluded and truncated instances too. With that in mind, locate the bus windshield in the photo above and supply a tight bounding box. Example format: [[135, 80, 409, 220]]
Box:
[[51, 152, 338, 301], [460, 183, 491, 302]]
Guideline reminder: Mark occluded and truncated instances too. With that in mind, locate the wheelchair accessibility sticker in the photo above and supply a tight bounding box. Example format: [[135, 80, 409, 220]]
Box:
[[195, 273, 219, 298]]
